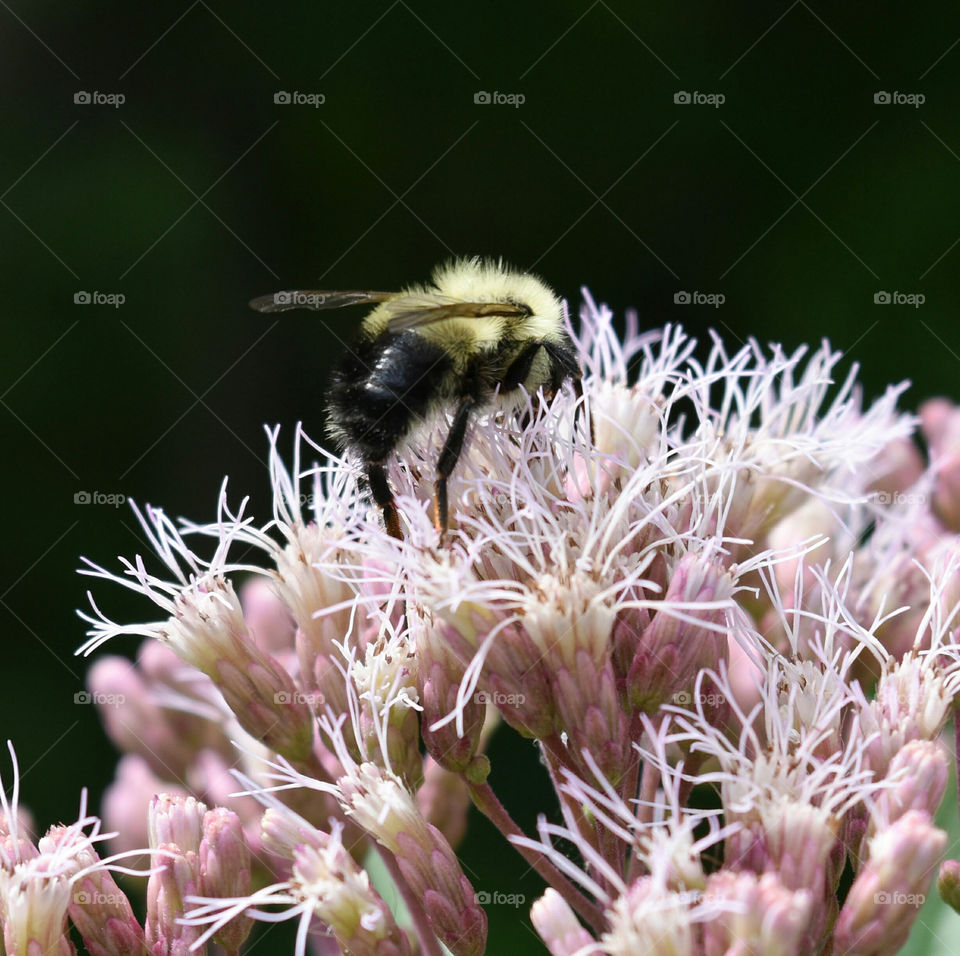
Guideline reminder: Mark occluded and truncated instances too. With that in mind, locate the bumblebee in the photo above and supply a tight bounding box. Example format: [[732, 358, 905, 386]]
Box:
[[250, 258, 585, 540]]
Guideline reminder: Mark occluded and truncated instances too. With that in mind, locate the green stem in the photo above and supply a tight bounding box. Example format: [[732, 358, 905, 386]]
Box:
[[541, 734, 620, 901], [467, 778, 606, 934], [375, 844, 446, 956], [541, 735, 603, 861]]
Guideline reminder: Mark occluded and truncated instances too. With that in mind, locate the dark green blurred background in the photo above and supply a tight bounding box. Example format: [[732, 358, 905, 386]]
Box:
[[3, 2, 960, 952]]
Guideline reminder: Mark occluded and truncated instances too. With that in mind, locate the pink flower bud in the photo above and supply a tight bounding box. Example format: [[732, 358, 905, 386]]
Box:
[[339, 763, 486, 956], [721, 457, 823, 542], [148, 794, 205, 855], [135, 642, 234, 755], [103, 756, 187, 862], [728, 800, 838, 893], [834, 810, 945, 955], [86, 656, 197, 781], [138, 640, 194, 687], [160, 577, 314, 762], [919, 399, 960, 531], [145, 845, 202, 955], [626, 554, 731, 714], [298, 634, 352, 732], [351, 634, 423, 788], [919, 397, 957, 448], [725, 625, 763, 714], [552, 653, 631, 784], [53, 833, 146, 956], [860, 657, 953, 778], [239, 575, 295, 653], [0, 857, 74, 956], [600, 877, 694, 953], [431, 604, 556, 740], [530, 888, 597, 955], [416, 758, 472, 850], [933, 453, 960, 532], [263, 812, 411, 955], [872, 739, 948, 826], [276, 527, 382, 694], [198, 807, 253, 950], [418, 635, 485, 774], [701, 871, 812, 956], [187, 750, 265, 857], [865, 436, 924, 499], [0, 804, 38, 870]]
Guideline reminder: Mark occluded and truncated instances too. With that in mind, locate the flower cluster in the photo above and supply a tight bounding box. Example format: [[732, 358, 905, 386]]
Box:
[[0, 742, 246, 955], [4, 292, 960, 954]]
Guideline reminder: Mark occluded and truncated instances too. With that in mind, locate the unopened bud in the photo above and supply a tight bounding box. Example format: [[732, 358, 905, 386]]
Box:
[[199, 807, 253, 950], [530, 888, 596, 955]]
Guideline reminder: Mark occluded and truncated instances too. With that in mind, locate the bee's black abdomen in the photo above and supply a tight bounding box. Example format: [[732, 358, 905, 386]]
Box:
[[327, 331, 452, 462]]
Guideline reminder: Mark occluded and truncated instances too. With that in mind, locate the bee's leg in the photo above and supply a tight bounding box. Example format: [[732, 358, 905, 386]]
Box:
[[541, 341, 594, 446], [503, 342, 544, 391], [503, 341, 547, 433], [434, 397, 476, 536], [368, 463, 403, 540]]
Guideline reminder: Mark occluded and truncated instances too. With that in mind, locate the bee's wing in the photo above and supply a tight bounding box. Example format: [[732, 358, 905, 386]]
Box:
[[385, 296, 528, 333], [248, 290, 396, 313]]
